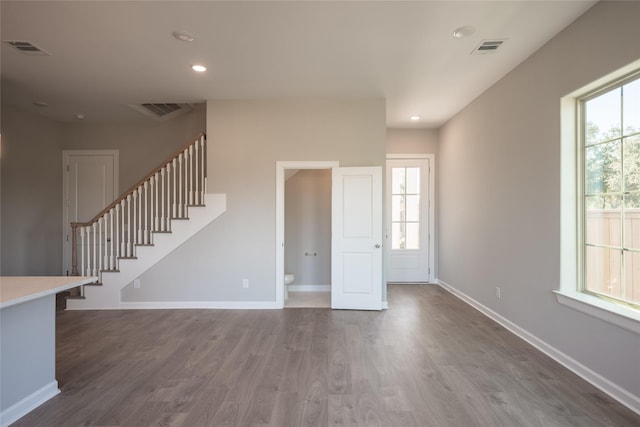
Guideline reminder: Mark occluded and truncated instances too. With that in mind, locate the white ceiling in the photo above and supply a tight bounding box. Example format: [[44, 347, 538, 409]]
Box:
[[1, 1, 596, 127]]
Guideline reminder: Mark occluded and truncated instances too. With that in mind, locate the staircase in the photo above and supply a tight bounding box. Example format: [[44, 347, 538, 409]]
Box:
[[66, 134, 226, 310]]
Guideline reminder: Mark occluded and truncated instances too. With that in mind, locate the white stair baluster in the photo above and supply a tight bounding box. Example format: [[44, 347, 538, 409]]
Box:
[[165, 165, 171, 232], [154, 173, 160, 230], [126, 194, 132, 257], [87, 226, 91, 276], [98, 217, 103, 274], [109, 210, 115, 269], [189, 144, 194, 205], [127, 194, 135, 257], [114, 204, 120, 269], [201, 137, 206, 202], [183, 149, 189, 210], [120, 200, 126, 256], [149, 176, 155, 231], [178, 153, 183, 217], [202, 137, 207, 195], [136, 188, 142, 243], [172, 159, 177, 218], [144, 181, 149, 243], [91, 223, 97, 276], [80, 227, 86, 276], [195, 141, 200, 205], [132, 190, 138, 246], [161, 168, 166, 231]]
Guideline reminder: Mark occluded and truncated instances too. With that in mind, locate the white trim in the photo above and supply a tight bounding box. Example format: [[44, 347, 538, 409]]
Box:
[[385, 154, 436, 283], [288, 285, 331, 292], [554, 290, 640, 334], [386, 154, 431, 159], [438, 280, 640, 416], [118, 301, 279, 310], [275, 161, 339, 309], [382, 301, 389, 309], [62, 150, 119, 275], [0, 381, 59, 427]]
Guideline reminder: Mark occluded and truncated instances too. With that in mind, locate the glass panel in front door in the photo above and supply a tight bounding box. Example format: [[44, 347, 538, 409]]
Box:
[[391, 167, 420, 250]]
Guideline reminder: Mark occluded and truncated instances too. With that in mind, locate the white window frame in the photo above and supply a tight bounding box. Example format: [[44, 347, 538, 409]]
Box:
[[557, 60, 640, 334]]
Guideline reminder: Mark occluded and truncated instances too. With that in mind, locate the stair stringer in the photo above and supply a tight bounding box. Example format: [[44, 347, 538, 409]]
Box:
[[66, 193, 226, 310]]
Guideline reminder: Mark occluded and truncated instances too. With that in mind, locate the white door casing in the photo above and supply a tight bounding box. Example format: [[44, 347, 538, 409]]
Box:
[[331, 166, 383, 310], [62, 150, 119, 275], [386, 155, 435, 283]]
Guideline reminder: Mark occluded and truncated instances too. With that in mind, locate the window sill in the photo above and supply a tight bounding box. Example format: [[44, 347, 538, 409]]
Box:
[[554, 290, 640, 335]]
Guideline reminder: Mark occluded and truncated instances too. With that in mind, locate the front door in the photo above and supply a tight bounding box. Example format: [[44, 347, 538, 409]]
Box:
[[62, 150, 118, 275], [386, 157, 431, 282], [331, 166, 383, 310]]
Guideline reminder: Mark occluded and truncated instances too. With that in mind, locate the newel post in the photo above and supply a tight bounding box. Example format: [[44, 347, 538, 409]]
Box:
[[71, 223, 79, 276]]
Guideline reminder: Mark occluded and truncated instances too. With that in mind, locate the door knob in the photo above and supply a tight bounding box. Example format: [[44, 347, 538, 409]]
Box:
[[375, 244, 381, 248]]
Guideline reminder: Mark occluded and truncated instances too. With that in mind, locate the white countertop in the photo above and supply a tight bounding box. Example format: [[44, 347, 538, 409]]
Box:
[[0, 276, 98, 309]]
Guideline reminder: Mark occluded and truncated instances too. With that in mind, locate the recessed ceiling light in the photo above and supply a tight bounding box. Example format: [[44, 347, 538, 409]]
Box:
[[33, 100, 48, 107], [191, 64, 207, 72], [410, 115, 421, 121], [453, 26, 476, 39], [75, 113, 85, 120], [172, 30, 194, 42]]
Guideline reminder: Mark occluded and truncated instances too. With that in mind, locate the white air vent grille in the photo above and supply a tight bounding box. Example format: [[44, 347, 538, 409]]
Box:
[[129, 103, 193, 121], [472, 40, 506, 55], [4, 40, 50, 56]]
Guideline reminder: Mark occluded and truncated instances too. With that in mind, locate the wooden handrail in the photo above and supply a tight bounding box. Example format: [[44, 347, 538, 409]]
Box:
[[71, 133, 205, 228]]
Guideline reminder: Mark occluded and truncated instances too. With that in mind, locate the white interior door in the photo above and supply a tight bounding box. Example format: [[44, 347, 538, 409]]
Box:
[[386, 157, 431, 282], [62, 151, 118, 275], [331, 166, 382, 310]]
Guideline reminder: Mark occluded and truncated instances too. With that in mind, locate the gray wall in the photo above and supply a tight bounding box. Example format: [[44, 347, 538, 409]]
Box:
[[61, 104, 206, 193], [1, 106, 63, 275], [438, 1, 640, 398], [122, 98, 386, 302], [0, 104, 205, 275], [386, 128, 438, 155], [285, 169, 332, 286]]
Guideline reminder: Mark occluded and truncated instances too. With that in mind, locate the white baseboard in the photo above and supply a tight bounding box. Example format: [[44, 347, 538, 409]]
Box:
[[118, 301, 279, 309], [288, 284, 331, 292], [1, 381, 59, 427], [437, 280, 640, 416]]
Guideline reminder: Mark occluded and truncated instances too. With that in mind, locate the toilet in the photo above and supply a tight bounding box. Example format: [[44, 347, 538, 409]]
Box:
[[284, 273, 295, 286]]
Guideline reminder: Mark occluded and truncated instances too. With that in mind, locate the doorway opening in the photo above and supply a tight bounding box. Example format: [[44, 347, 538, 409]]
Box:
[[276, 161, 338, 308]]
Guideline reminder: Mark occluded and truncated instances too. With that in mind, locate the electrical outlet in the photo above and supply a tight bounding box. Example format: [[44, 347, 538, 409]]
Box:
[[496, 286, 501, 299], [134, 279, 141, 289], [242, 279, 249, 289]]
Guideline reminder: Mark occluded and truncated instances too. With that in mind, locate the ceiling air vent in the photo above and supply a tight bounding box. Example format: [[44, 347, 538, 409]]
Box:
[[3, 40, 50, 56], [129, 103, 193, 121], [472, 40, 506, 55]]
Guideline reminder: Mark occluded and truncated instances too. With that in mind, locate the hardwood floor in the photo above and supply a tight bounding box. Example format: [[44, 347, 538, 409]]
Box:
[[14, 285, 640, 426]]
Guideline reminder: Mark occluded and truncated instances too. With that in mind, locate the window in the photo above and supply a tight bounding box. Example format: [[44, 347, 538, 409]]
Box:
[[390, 167, 420, 250], [581, 73, 640, 308]]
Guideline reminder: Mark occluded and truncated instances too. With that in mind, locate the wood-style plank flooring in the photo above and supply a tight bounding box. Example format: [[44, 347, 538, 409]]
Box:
[[14, 285, 640, 426]]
